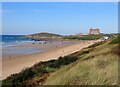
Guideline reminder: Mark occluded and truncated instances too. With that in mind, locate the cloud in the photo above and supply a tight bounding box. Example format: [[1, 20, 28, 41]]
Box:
[[32, 9, 48, 12], [0, 9, 13, 13]]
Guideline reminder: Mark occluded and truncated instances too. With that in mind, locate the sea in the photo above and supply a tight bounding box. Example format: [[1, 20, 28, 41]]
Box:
[[1, 35, 47, 57], [1, 35, 64, 47], [1, 35, 81, 58], [1, 35, 34, 47], [1, 35, 63, 57]]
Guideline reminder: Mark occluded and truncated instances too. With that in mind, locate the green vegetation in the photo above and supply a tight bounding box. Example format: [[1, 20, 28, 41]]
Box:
[[26, 32, 63, 38], [44, 39, 118, 85], [63, 34, 111, 40], [88, 41, 106, 48], [2, 36, 119, 86], [109, 35, 120, 56], [0, 81, 2, 87], [110, 34, 120, 44], [2, 55, 79, 86], [25, 32, 114, 41]]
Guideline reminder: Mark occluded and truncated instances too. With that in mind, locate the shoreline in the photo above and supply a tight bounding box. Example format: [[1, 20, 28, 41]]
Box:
[[2, 40, 83, 59], [2, 40, 96, 80]]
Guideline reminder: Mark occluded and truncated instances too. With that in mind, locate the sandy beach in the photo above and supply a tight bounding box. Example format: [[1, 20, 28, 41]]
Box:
[[2, 40, 96, 80]]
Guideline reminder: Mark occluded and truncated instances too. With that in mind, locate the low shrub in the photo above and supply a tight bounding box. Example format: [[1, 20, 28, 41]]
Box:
[[2, 55, 78, 86], [110, 35, 120, 44], [63, 34, 106, 40], [88, 41, 105, 48], [110, 44, 120, 56]]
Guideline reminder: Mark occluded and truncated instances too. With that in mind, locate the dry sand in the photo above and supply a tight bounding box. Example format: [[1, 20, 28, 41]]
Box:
[[2, 40, 96, 80]]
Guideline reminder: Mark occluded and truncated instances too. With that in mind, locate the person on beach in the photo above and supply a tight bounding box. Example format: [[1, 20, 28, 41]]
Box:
[[9, 56, 11, 58]]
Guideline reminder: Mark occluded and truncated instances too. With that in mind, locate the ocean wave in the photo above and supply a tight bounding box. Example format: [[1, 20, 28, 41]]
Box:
[[0, 42, 5, 44], [16, 41, 20, 43], [2, 42, 5, 44], [15, 40, 35, 43], [5, 37, 14, 39]]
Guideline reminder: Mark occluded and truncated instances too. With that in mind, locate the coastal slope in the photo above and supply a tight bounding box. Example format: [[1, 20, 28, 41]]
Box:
[[44, 39, 119, 85], [2, 36, 119, 86]]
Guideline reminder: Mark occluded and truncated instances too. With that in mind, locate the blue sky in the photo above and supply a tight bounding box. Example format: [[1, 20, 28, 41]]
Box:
[[2, 2, 118, 35]]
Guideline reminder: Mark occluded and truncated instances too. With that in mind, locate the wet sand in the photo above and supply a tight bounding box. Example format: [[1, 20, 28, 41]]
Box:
[[2, 40, 96, 80]]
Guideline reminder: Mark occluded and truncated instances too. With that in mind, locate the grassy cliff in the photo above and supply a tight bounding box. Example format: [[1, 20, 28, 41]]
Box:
[[2, 36, 119, 86], [44, 39, 119, 85]]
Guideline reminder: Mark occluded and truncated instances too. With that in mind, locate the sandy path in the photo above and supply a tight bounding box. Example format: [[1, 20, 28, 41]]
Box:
[[2, 40, 95, 80]]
